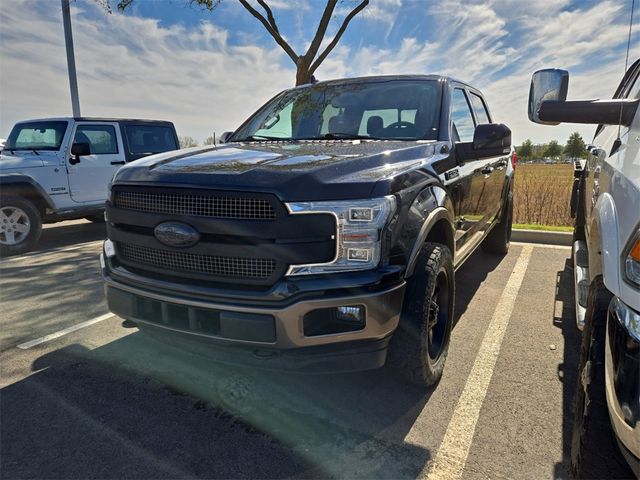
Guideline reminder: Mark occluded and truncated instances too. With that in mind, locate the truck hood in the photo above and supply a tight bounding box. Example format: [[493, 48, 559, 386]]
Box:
[[0, 151, 46, 169], [114, 140, 441, 201]]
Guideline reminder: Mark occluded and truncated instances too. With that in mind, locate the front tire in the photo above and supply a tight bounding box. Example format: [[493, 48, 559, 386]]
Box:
[[481, 193, 512, 255], [570, 277, 618, 478], [389, 242, 454, 387], [0, 196, 42, 256]]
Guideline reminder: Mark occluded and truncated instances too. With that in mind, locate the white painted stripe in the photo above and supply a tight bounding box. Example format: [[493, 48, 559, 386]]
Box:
[[16, 313, 114, 349], [0, 240, 103, 263], [427, 245, 533, 480], [511, 241, 571, 250]]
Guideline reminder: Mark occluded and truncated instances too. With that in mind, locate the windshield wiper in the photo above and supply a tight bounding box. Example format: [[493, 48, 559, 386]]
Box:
[[306, 133, 383, 141], [31, 149, 40, 156], [234, 134, 291, 142]]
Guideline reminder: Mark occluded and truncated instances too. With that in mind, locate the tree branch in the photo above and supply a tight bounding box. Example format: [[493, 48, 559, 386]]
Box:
[[238, 0, 298, 64], [309, 0, 368, 75], [257, 0, 279, 35], [304, 0, 337, 62]]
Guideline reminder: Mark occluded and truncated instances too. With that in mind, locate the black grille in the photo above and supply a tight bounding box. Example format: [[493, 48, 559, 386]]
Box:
[[118, 243, 276, 279], [114, 190, 276, 219]]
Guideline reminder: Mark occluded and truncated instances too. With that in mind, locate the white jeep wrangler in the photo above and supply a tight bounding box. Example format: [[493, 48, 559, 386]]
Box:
[[0, 117, 178, 255]]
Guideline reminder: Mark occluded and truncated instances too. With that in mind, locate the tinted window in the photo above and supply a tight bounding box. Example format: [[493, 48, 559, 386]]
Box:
[[233, 80, 442, 141], [451, 89, 475, 142], [74, 125, 118, 154], [4, 121, 68, 151], [469, 93, 491, 124], [124, 125, 178, 154]]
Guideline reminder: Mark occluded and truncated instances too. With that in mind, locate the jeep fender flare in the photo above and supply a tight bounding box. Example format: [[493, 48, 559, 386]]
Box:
[[588, 192, 620, 297], [0, 174, 55, 210], [404, 185, 456, 279]]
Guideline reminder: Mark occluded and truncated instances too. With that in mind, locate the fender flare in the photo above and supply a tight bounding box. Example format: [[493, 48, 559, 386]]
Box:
[[589, 192, 620, 297], [404, 205, 455, 279], [0, 174, 55, 210]]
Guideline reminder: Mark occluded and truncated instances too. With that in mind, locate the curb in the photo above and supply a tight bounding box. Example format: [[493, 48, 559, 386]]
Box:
[[511, 228, 573, 246]]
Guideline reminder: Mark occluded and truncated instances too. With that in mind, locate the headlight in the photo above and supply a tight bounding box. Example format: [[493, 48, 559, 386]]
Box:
[[623, 228, 640, 288], [285, 196, 396, 275]]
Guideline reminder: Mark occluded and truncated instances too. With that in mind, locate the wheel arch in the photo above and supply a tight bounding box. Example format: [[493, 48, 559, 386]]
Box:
[[0, 175, 54, 214], [588, 192, 620, 297]]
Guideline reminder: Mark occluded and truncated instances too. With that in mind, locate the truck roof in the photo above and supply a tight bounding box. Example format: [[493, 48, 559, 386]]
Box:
[[14, 117, 175, 125], [293, 74, 477, 91]]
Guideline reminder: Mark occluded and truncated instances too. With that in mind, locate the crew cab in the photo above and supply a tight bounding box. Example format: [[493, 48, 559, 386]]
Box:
[[529, 61, 640, 477], [102, 75, 515, 386], [0, 117, 179, 255]]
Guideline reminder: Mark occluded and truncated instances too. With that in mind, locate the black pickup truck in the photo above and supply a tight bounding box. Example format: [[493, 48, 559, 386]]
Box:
[[101, 75, 515, 386]]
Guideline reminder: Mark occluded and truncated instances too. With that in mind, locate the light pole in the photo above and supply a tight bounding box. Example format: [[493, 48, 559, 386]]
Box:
[[61, 0, 81, 117]]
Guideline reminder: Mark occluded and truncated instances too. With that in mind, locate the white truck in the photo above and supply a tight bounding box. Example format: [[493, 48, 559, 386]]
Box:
[[529, 60, 639, 478], [0, 117, 179, 255]]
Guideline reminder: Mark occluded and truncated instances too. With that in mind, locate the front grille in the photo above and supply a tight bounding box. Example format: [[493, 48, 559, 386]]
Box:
[[118, 243, 276, 279], [114, 191, 276, 219]]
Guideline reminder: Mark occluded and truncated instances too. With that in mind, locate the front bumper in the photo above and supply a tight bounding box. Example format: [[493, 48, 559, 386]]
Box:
[[606, 296, 640, 475], [102, 249, 406, 372]]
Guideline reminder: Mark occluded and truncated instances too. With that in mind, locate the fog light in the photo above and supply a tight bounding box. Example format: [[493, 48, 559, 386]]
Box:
[[336, 306, 365, 324], [347, 248, 371, 262]]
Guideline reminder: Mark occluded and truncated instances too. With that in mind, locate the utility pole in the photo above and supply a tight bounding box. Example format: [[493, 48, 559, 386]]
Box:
[[61, 0, 81, 117]]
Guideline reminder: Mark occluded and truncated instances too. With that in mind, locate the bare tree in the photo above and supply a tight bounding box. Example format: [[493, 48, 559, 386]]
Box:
[[179, 135, 199, 148], [114, 0, 369, 86], [203, 135, 215, 146]]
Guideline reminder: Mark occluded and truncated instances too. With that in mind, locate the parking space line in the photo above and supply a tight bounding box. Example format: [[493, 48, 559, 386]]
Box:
[[427, 245, 534, 480], [511, 241, 571, 250], [16, 313, 115, 349]]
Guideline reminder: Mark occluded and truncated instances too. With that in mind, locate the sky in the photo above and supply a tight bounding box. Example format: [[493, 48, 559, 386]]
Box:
[[1, 0, 639, 145]]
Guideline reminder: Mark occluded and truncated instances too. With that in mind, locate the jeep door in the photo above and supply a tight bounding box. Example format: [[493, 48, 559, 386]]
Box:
[[67, 122, 125, 203]]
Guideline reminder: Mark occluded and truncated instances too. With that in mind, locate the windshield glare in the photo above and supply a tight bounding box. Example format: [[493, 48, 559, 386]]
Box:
[[4, 121, 68, 151], [233, 80, 441, 142]]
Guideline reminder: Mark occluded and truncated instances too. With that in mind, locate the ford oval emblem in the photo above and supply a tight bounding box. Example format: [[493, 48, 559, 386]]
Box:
[[154, 222, 200, 248]]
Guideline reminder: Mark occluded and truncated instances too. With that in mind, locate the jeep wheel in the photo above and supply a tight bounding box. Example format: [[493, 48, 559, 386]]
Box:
[[481, 193, 512, 255], [0, 197, 42, 256], [389, 242, 454, 387]]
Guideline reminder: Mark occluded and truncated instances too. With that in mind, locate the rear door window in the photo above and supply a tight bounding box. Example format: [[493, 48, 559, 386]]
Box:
[[74, 125, 118, 154], [469, 93, 491, 125], [124, 125, 178, 156]]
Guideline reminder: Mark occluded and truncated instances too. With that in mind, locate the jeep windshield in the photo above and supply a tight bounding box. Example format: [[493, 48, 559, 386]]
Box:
[[232, 79, 441, 142], [3, 121, 68, 151]]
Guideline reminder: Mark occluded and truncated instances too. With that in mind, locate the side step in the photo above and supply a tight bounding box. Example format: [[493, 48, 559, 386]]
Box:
[[573, 240, 590, 330]]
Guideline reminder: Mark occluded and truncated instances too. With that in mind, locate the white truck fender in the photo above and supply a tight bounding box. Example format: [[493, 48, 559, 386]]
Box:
[[593, 192, 621, 297]]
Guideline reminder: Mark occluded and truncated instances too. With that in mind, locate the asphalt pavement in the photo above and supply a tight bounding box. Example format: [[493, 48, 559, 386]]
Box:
[[0, 221, 635, 479]]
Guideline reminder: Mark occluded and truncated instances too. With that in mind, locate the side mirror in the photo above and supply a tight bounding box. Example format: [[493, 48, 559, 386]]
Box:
[[473, 123, 511, 153], [69, 142, 90, 164], [219, 131, 234, 144], [528, 68, 639, 126], [528, 69, 569, 125]]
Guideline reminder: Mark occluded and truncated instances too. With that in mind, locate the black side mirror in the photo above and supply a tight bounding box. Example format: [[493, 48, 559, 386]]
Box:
[[69, 142, 90, 164], [219, 131, 234, 144], [473, 123, 511, 154]]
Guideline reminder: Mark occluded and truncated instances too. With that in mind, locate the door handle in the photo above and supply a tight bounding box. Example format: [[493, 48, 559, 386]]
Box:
[[481, 166, 494, 175], [110, 161, 125, 165]]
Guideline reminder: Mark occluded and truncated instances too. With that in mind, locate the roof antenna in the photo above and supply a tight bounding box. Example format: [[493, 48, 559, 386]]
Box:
[[612, 0, 635, 156]]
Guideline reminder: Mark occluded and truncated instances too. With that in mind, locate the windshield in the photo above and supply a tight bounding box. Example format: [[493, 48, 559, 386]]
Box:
[[4, 121, 68, 151], [232, 79, 441, 142]]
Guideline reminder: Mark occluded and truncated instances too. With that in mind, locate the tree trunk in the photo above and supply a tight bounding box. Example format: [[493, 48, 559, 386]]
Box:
[[295, 55, 312, 86]]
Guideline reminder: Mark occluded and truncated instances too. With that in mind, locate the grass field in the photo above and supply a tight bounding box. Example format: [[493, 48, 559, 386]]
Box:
[[513, 164, 574, 227]]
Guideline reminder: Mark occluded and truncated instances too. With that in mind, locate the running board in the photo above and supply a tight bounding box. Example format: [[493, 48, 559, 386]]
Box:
[[573, 240, 589, 330]]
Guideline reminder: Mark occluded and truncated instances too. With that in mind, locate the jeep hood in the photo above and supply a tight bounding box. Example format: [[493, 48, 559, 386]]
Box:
[[114, 141, 439, 201], [0, 152, 46, 169]]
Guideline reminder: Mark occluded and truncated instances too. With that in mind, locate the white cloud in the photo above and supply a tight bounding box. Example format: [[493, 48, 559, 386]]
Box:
[[0, 1, 295, 141], [1, 0, 638, 147]]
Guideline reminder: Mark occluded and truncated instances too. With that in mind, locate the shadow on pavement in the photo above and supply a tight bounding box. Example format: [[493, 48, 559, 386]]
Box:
[[26, 220, 106, 255], [1, 331, 432, 479], [551, 258, 633, 479]]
